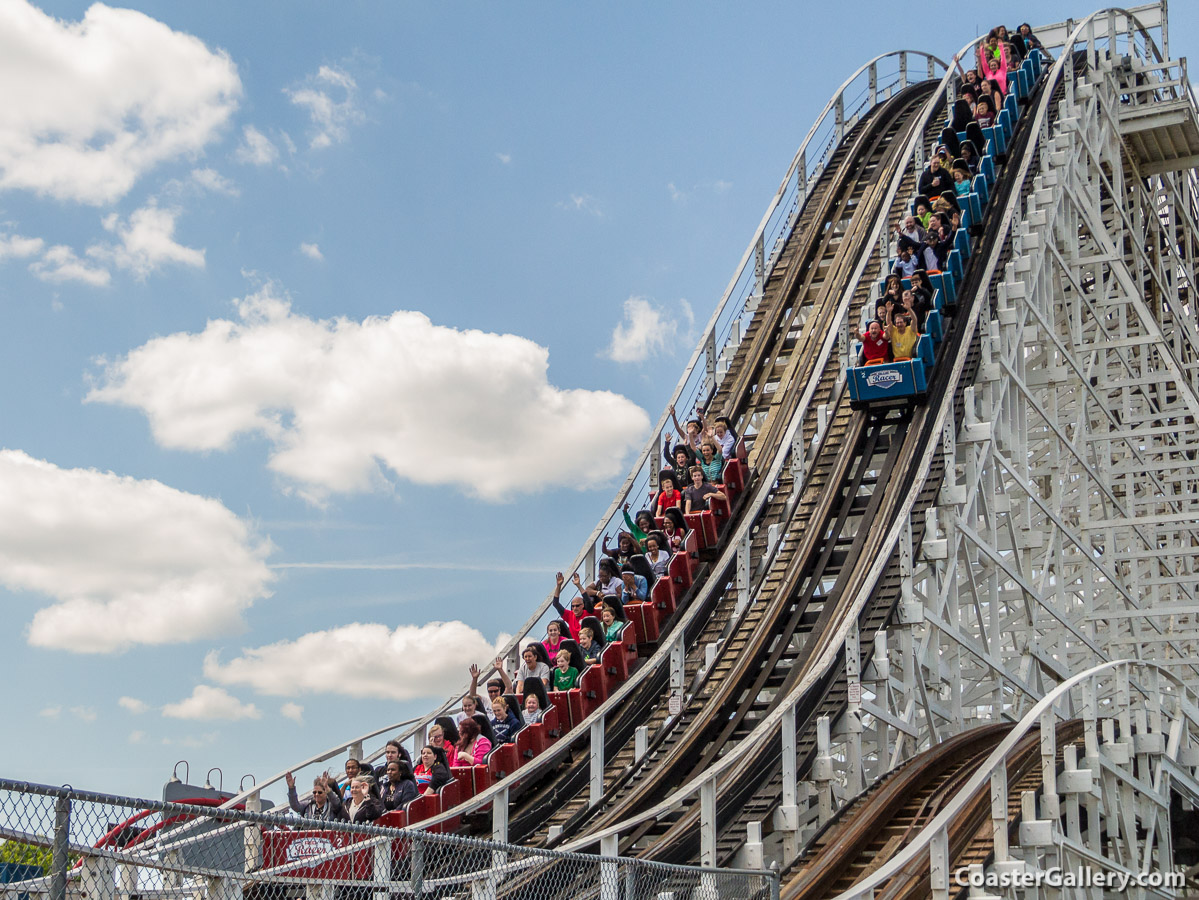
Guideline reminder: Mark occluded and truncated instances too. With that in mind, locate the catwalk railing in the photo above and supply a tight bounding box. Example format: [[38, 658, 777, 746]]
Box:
[[0, 779, 777, 900]]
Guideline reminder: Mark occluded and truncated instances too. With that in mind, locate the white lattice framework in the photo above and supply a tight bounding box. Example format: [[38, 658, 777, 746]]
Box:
[[804, 6, 1199, 891]]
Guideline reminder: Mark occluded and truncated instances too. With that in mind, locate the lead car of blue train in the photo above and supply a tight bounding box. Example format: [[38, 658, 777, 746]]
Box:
[[848, 266, 954, 408]]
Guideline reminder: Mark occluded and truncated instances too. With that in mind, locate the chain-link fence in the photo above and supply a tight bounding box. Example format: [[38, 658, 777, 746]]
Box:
[[0, 779, 777, 900]]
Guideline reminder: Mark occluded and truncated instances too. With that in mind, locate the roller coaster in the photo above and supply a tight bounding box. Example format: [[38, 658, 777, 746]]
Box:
[[11, 5, 1199, 899]]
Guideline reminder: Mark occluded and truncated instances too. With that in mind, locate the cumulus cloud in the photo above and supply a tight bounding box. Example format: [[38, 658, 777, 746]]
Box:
[[299, 242, 323, 261], [119, 696, 148, 714], [280, 702, 304, 724], [287, 65, 363, 150], [496, 153, 511, 165], [0, 1, 240, 205], [604, 297, 693, 363], [163, 685, 260, 721], [88, 204, 204, 278], [87, 286, 650, 502], [0, 230, 44, 260], [30, 245, 110, 286], [38, 706, 61, 719], [71, 706, 97, 722], [234, 125, 279, 166], [0, 449, 274, 653], [129, 730, 146, 744], [205, 621, 504, 701]]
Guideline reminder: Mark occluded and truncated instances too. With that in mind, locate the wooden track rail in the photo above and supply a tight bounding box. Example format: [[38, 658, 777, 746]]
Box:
[[624, 52, 1070, 870], [498, 85, 940, 854], [781, 722, 1085, 900]]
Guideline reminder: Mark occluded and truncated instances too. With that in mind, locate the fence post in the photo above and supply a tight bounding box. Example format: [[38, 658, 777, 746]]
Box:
[[590, 718, 605, 804], [411, 836, 425, 900], [599, 835, 619, 900], [243, 790, 263, 874], [669, 635, 685, 718], [700, 776, 717, 867], [116, 861, 138, 900], [49, 795, 70, 900], [80, 857, 116, 900], [735, 528, 752, 616], [372, 839, 390, 900], [929, 826, 950, 900], [207, 877, 241, 900], [493, 785, 509, 843]]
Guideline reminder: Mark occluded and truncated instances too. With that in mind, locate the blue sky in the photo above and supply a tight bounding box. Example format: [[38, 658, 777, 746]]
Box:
[[2, 1, 1194, 801]]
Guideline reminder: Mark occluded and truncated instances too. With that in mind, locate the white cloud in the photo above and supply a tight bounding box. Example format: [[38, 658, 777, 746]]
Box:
[[287, 65, 363, 150], [129, 730, 146, 744], [0, 231, 44, 260], [38, 706, 61, 719], [0, 449, 274, 654], [604, 296, 689, 363], [496, 153, 511, 165], [205, 621, 504, 701], [0, 1, 240, 205], [163, 685, 260, 721], [30, 245, 110, 287], [190, 167, 238, 196], [558, 193, 602, 217], [280, 702, 304, 724], [88, 285, 650, 502], [667, 182, 686, 203], [70, 706, 97, 722], [119, 696, 148, 714], [713, 180, 733, 193], [89, 204, 204, 278], [299, 242, 323, 261], [234, 125, 279, 166]]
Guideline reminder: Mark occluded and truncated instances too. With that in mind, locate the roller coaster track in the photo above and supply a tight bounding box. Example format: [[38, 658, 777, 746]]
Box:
[[780, 721, 1085, 900], [497, 83, 940, 851], [501, 40, 1077, 886], [606, 55, 1064, 871]]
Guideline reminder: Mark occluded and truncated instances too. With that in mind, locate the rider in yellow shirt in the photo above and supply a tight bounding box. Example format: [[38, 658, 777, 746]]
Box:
[[886, 309, 920, 361]]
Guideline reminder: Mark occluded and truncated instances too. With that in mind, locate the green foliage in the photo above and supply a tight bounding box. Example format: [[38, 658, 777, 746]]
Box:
[[0, 840, 51, 871]]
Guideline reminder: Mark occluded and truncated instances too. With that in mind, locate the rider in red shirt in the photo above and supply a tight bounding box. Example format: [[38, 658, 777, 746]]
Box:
[[860, 320, 890, 365], [655, 471, 683, 516]]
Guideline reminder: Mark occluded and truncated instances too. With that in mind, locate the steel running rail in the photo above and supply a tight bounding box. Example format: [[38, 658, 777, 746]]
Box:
[[550, 5, 1173, 862], [211, 49, 950, 818]]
